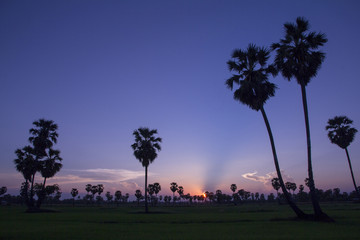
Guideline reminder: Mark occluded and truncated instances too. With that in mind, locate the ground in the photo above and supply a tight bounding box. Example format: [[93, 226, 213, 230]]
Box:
[[0, 202, 359, 240]]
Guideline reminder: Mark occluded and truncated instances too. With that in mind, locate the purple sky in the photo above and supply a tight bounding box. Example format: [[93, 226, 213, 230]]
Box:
[[1, 0, 360, 198]]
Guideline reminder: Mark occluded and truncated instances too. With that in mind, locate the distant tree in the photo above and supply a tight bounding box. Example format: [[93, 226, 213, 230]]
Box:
[[148, 184, 155, 205], [226, 44, 306, 219], [170, 182, 178, 205], [90, 185, 98, 202], [215, 190, 223, 204], [299, 184, 304, 193], [135, 190, 142, 206], [290, 183, 297, 195], [260, 193, 266, 202], [131, 127, 162, 213], [96, 195, 103, 204], [271, 178, 281, 196], [85, 184, 92, 203], [333, 188, 341, 201], [255, 192, 259, 201], [85, 184, 92, 195], [272, 17, 329, 221], [267, 193, 275, 202], [326, 116, 359, 197], [230, 184, 237, 193], [304, 178, 310, 188], [177, 186, 184, 200], [115, 190, 122, 206], [238, 189, 245, 201], [105, 191, 113, 203], [70, 188, 78, 207], [0, 186, 7, 196], [97, 184, 104, 196], [153, 182, 161, 197], [285, 182, 292, 193], [124, 193, 129, 203]]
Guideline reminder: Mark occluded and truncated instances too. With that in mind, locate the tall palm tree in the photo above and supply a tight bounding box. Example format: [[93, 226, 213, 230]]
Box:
[[326, 116, 359, 196], [36, 149, 62, 207], [131, 127, 162, 213], [271, 17, 330, 220], [226, 44, 307, 219], [29, 119, 58, 158], [14, 146, 37, 206]]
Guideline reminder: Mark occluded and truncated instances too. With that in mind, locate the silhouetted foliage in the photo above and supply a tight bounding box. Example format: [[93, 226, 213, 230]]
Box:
[[226, 44, 307, 219], [13, 119, 62, 210], [131, 127, 162, 213], [272, 17, 330, 221], [326, 116, 359, 196]]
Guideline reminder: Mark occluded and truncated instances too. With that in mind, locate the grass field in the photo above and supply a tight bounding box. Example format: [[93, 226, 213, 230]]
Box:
[[1, 203, 359, 240]]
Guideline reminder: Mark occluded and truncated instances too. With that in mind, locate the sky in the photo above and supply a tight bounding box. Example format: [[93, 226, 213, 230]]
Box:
[[1, 0, 360, 199]]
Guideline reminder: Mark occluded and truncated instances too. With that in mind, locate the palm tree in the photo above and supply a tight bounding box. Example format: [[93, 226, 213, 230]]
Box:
[[230, 184, 237, 193], [170, 182, 178, 205], [272, 17, 329, 221], [71, 188, 78, 207], [326, 116, 359, 196], [29, 119, 58, 158], [271, 178, 281, 197], [177, 186, 184, 200], [131, 127, 162, 213], [36, 149, 62, 207], [135, 190, 142, 206], [226, 44, 307, 219], [153, 182, 161, 197], [115, 190, 122, 206]]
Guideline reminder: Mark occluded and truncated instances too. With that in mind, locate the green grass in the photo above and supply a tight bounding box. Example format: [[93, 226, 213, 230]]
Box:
[[1, 203, 359, 240]]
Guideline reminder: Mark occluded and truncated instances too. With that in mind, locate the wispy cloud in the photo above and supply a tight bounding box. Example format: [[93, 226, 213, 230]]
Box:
[[242, 171, 294, 186], [44, 168, 147, 194], [48, 168, 145, 184]]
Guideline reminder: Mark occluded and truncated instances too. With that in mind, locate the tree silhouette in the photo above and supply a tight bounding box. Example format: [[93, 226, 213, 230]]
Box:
[[14, 146, 37, 206], [0, 186, 7, 196], [153, 182, 161, 197], [226, 44, 307, 219], [131, 127, 162, 213], [170, 182, 178, 205], [105, 191, 113, 203], [230, 184, 237, 193], [272, 17, 330, 221], [71, 188, 78, 207], [115, 190, 122, 206], [135, 189, 142, 206], [326, 116, 359, 197], [14, 119, 61, 210], [177, 186, 184, 201], [271, 178, 281, 196]]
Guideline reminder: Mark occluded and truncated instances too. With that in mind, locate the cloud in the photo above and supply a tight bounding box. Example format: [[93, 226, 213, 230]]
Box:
[[48, 168, 145, 184], [242, 171, 294, 187]]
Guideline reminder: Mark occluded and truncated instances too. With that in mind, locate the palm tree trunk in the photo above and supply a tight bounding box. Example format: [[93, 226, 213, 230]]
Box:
[[300, 85, 332, 221], [345, 148, 359, 197], [144, 166, 148, 213], [36, 177, 47, 208], [260, 107, 308, 219], [29, 173, 36, 209]]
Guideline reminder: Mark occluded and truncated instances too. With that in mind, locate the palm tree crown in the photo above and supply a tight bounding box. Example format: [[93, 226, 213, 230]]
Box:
[[271, 17, 327, 86], [29, 119, 58, 158], [326, 116, 357, 149], [226, 44, 277, 111], [131, 128, 162, 167]]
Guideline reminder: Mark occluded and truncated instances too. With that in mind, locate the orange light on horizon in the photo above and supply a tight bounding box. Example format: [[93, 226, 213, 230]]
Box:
[[203, 193, 206, 198]]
